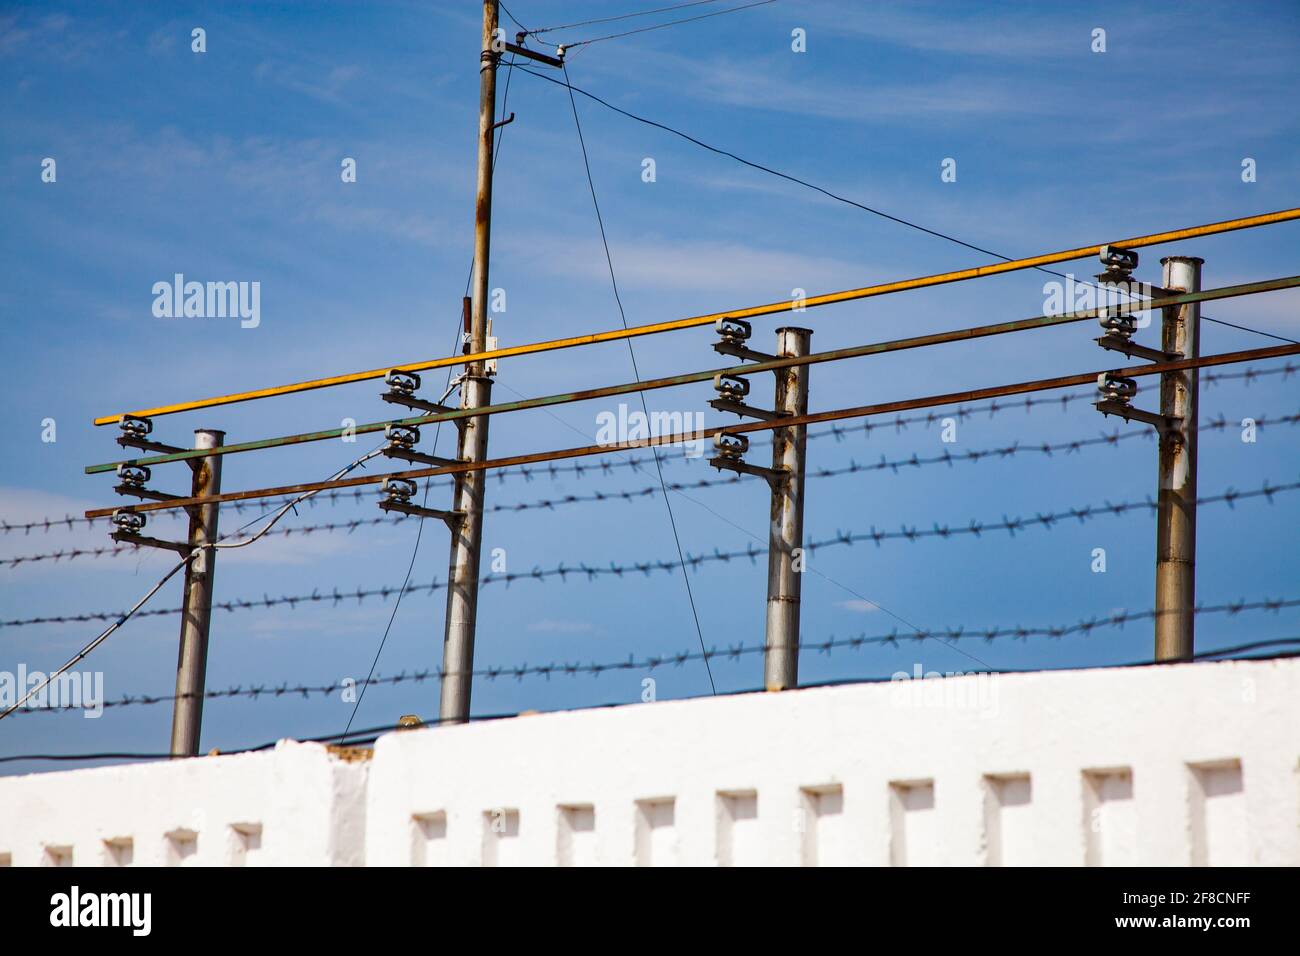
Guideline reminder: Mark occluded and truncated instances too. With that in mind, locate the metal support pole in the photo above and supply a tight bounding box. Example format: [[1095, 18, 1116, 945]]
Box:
[[1155, 256, 1202, 661], [764, 327, 812, 690], [440, 0, 498, 723], [170, 428, 223, 755]]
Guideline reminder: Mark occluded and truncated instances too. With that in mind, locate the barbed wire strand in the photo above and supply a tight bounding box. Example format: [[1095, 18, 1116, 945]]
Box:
[[8, 366, 1290, 536], [563, 59, 716, 693], [5, 477, 1295, 631], [10, 390, 1292, 549], [7, 410, 1295, 570], [6, 597, 1296, 717]]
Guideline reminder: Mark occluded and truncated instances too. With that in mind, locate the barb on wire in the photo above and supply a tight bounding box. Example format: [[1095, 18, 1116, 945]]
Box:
[[9, 597, 1298, 716], [6, 478, 1297, 630]]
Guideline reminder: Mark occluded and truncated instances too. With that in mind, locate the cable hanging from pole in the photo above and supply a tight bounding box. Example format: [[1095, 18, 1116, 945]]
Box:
[[515, 66, 1296, 348], [562, 59, 717, 693]]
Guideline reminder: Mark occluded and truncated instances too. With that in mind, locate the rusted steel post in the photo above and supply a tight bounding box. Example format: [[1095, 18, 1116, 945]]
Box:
[[765, 327, 812, 690], [440, 0, 498, 723], [1155, 256, 1202, 661], [170, 428, 223, 755]]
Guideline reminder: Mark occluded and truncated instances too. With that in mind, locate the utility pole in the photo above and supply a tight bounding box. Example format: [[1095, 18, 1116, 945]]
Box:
[[440, 0, 499, 723], [708, 323, 813, 690], [170, 428, 224, 755], [1155, 256, 1202, 661], [764, 328, 812, 690]]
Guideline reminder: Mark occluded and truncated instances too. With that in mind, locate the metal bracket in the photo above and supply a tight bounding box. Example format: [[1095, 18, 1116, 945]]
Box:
[[708, 398, 787, 421], [382, 423, 461, 467], [491, 112, 515, 130], [1095, 334, 1176, 363], [382, 367, 462, 421], [116, 415, 191, 460], [379, 477, 464, 530], [110, 530, 194, 555], [1092, 371, 1181, 433], [382, 447, 462, 467], [108, 509, 192, 553], [707, 432, 787, 488], [381, 392, 460, 416], [708, 456, 788, 488], [713, 340, 777, 363], [712, 316, 775, 363], [116, 435, 188, 456], [378, 500, 465, 530], [503, 41, 564, 67], [1094, 400, 1182, 435], [113, 484, 182, 503]]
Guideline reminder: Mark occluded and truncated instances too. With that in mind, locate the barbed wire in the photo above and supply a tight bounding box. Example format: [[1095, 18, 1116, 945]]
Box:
[[0, 516, 394, 569], [6, 366, 1292, 537], [5, 405, 1295, 563], [7, 597, 1297, 715], [4, 478, 1296, 629]]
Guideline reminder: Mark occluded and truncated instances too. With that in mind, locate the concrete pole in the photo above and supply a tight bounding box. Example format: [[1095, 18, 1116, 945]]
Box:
[[1155, 256, 1202, 661], [170, 428, 224, 755], [440, 0, 498, 723], [764, 327, 812, 690]]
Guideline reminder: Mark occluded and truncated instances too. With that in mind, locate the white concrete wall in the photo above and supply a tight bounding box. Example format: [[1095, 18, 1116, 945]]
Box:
[[2, 658, 1297, 866], [365, 658, 1300, 866], [0, 740, 368, 867]]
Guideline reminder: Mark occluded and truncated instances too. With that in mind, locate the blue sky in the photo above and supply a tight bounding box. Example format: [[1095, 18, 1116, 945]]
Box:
[[2, 0, 1298, 772]]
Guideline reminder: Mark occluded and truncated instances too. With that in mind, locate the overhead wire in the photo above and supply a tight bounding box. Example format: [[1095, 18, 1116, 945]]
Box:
[[551, 0, 775, 49], [561, 59, 716, 693], [515, 65, 1295, 346], [524, 0, 727, 35], [1203, 313, 1299, 345]]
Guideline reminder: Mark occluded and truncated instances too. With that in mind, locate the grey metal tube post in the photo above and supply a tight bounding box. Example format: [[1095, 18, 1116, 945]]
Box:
[[764, 327, 812, 690], [1155, 256, 1202, 661], [170, 428, 224, 755], [440, 0, 498, 723]]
